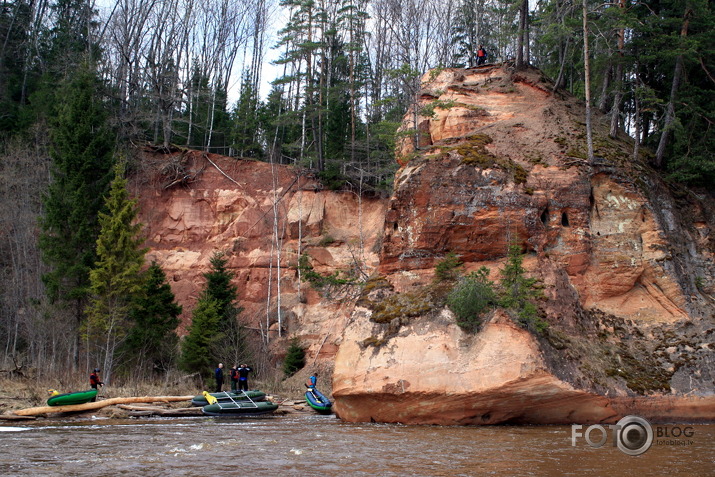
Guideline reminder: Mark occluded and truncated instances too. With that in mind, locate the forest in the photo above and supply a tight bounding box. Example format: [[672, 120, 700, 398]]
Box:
[[0, 0, 713, 384]]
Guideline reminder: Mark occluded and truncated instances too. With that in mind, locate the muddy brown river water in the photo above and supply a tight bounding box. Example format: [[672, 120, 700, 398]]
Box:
[[1, 415, 713, 476]]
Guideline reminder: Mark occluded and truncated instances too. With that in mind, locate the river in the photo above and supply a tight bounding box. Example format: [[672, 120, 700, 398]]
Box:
[[1, 415, 713, 476]]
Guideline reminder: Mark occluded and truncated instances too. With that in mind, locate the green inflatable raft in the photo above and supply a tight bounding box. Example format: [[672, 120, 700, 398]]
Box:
[[46, 389, 98, 406], [202, 400, 278, 416], [191, 390, 267, 407], [305, 388, 332, 414]]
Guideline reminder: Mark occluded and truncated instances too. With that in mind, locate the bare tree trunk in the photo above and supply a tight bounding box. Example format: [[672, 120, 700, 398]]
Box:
[[13, 396, 195, 417], [597, 64, 611, 112], [525, 2, 530, 66], [553, 37, 570, 93], [270, 161, 283, 338], [582, 0, 594, 163], [516, 0, 528, 70], [609, 0, 626, 138], [633, 76, 641, 161], [655, 8, 692, 168]]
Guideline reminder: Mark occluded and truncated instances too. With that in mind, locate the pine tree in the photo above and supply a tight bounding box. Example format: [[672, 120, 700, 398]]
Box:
[[85, 161, 148, 381], [447, 268, 497, 332], [121, 262, 182, 379]]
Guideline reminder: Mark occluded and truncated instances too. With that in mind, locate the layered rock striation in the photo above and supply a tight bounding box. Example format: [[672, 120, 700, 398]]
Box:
[[131, 149, 387, 364], [331, 65, 715, 424]]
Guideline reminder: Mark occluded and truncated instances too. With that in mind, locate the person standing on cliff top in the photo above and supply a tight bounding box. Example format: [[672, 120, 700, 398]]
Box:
[[477, 45, 488, 65], [214, 363, 224, 393]]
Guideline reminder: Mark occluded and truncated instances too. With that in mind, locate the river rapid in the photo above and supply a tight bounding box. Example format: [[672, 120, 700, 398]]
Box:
[[1, 415, 713, 476]]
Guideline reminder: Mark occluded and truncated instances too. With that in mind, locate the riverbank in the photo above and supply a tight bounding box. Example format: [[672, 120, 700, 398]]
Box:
[[0, 376, 321, 421]]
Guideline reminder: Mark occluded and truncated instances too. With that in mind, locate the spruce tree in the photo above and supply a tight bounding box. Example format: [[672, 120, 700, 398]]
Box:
[[230, 70, 263, 158], [39, 62, 115, 367], [121, 262, 182, 378], [202, 251, 240, 329], [0, 0, 34, 134], [499, 242, 545, 333], [180, 251, 243, 375], [283, 338, 306, 376], [451, 0, 482, 67], [85, 161, 147, 381], [180, 297, 221, 377]]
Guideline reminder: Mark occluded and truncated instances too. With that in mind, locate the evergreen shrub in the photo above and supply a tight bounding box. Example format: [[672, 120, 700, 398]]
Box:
[[283, 338, 305, 377]]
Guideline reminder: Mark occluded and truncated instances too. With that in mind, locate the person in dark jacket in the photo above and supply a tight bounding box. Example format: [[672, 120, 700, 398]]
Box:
[[237, 364, 252, 391], [214, 363, 224, 393], [230, 365, 239, 392]]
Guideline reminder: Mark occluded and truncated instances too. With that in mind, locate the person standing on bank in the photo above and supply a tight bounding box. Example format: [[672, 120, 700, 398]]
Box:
[[306, 372, 317, 389], [477, 45, 488, 65], [237, 364, 252, 391], [90, 368, 104, 389], [230, 365, 239, 392], [215, 363, 224, 393], [89, 368, 104, 401]]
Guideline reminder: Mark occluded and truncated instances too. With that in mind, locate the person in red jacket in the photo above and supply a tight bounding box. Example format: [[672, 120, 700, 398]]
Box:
[[89, 368, 104, 401], [89, 368, 104, 389], [477, 45, 488, 65], [230, 365, 239, 392]]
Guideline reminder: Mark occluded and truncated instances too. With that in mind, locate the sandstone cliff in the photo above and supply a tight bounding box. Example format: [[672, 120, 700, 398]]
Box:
[[131, 150, 386, 366], [331, 65, 715, 424], [133, 64, 715, 425]]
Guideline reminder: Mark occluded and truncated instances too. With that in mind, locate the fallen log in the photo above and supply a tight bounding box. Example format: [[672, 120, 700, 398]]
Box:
[[12, 395, 194, 416], [117, 404, 202, 417], [125, 410, 156, 417], [117, 404, 169, 412], [0, 413, 36, 421]]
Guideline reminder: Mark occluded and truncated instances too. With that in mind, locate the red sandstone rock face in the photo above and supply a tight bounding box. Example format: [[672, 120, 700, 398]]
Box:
[[333, 65, 715, 424], [332, 311, 715, 425], [133, 65, 715, 424], [386, 66, 692, 322], [131, 150, 387, 361], [333, 310, 611, 425]]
